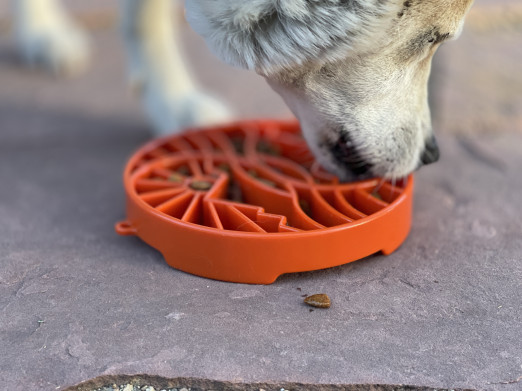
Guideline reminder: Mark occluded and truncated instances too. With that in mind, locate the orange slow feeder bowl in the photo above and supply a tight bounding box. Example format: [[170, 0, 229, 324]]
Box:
[[115, 120, 413, 284]]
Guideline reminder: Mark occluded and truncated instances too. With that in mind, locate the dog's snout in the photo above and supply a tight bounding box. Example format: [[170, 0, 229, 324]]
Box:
[[420, 136, 440, 166]]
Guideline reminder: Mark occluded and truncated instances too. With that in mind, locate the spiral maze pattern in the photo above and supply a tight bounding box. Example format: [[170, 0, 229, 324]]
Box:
[[116, 120, 413, 283]]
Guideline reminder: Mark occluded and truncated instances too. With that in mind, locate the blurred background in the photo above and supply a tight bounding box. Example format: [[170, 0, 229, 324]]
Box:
[[430, 0, 522, 135], [0, 0, 520, 139], [0, 0, 291, 139]]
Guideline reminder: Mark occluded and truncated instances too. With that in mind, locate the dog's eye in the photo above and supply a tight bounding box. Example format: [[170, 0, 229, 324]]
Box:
[[403, 29, 451, 60]]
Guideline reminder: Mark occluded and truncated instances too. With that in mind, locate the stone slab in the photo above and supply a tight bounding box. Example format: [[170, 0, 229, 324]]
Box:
[[1, 100, 521, 391]]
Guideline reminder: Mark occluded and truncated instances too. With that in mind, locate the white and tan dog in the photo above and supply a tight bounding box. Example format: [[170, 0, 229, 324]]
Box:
[[10, 0, 474, 181]]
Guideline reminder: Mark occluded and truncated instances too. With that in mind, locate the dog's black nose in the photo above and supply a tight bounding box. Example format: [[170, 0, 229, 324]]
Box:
[[331, 133, 372, 178], [420, 136, 440, 165]]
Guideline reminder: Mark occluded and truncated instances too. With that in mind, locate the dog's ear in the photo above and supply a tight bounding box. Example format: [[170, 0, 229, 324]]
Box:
[[186, 0, 400, 74]]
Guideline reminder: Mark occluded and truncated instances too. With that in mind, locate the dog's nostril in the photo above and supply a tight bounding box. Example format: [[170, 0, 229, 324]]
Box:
[[420, 136, 440, 165], [330, 133, 372, 177]]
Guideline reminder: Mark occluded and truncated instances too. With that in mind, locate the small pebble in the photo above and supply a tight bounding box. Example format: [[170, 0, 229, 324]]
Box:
[[304, 293, 331, 308]]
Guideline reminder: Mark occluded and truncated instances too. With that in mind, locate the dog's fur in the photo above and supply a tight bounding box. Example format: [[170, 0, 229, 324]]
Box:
[[12, 0, 474, 180]]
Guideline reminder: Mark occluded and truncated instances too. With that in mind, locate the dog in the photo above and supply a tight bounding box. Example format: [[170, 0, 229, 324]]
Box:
[[11, 0, 474, 181]]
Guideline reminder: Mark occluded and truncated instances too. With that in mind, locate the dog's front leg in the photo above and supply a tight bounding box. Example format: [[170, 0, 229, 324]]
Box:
[[10, 0, 90, 76], [121, 0, 232, 135]]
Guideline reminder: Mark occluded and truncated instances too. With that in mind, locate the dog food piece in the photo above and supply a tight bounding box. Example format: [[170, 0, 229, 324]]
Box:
[[304, 293, 331, 308], [372, 191, 383, 201], [256, 140, 281, 156], [226, 176, 244, 203], [299, 199, 312, 216], [168, 173, 184, 183], [176, 165, 191, 175], [248, 169, 277, 188], [230, 136, 245, 154], [258, 178, 277, 188], [217, 163, 231, 173], [189, 180, 213, 191]]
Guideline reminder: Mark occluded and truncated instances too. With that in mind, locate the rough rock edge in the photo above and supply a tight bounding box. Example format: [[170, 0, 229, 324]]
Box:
[[64, 374, 477, 391]]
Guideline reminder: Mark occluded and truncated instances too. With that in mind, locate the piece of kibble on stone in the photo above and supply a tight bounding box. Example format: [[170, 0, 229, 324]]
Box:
[[190, 180, 213, 191], [304, 293, 331, 308]]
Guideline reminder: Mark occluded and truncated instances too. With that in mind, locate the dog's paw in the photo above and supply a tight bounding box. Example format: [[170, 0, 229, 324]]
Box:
[[144, 88, 234, 135], [15, 21, 90, 77]]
